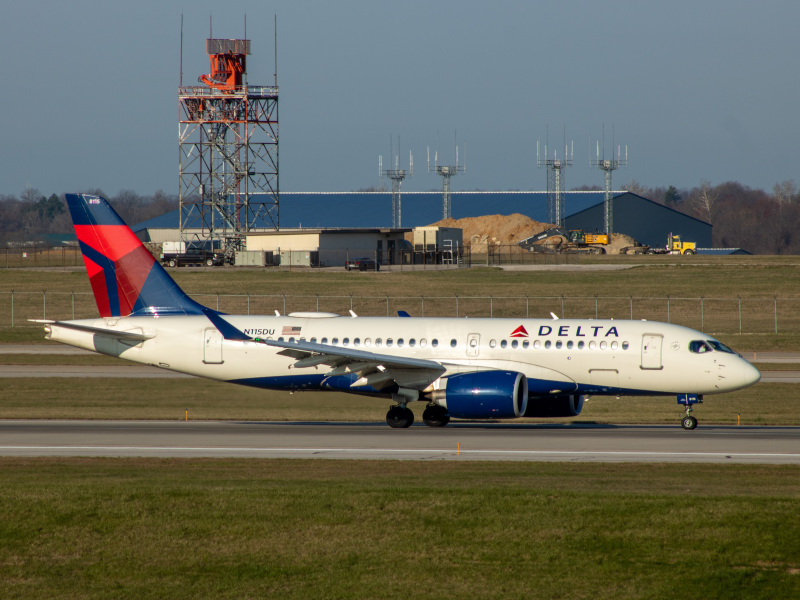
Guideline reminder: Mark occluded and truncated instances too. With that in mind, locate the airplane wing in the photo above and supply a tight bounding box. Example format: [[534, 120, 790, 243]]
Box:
[[261, 338, 446, 390], [204, 310, 446, 390], [32, 320, 154, 343]]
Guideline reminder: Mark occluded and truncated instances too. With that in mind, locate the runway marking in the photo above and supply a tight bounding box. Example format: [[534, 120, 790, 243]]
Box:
[[2, 446, 800, 460]]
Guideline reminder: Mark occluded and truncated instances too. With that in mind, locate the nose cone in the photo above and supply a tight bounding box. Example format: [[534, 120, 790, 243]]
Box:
[[735, 360, 762, 390]]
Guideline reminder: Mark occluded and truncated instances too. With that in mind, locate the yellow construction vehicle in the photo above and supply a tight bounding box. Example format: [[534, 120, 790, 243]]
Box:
[[518, 228, 609, 254], [668, 233, 696, 255]]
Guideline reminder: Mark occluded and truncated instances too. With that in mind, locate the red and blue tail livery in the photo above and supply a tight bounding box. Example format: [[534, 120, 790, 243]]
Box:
[[65, 194, 206, 317]]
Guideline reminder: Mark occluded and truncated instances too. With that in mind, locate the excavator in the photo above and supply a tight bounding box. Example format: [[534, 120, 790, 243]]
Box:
[[517, 228, 609, 254]]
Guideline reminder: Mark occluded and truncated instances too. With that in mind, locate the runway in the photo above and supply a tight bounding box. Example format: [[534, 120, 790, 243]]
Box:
[[1, 420, 798, 464]]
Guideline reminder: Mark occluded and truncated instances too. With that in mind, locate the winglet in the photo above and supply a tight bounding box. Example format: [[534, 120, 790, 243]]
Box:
[[397, 310, 411, 318]]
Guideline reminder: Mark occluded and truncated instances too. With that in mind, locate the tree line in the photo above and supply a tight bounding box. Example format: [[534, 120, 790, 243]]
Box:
[[0, 188, 178, 246], [1, 181, 798, 253]]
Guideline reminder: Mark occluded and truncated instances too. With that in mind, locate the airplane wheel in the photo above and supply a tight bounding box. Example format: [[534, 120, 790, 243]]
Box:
[[386, 406, 414, 428], [681, 416, 698, 430], [422, 405, 450, 427]]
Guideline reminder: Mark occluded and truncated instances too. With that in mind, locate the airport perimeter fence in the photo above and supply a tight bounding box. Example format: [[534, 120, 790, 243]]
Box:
[[0, 245, 581, 270], [3, 290, 800, 336]]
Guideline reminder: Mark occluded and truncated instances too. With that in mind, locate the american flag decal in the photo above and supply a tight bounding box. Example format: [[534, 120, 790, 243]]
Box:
[[282, 326, 302, 335]]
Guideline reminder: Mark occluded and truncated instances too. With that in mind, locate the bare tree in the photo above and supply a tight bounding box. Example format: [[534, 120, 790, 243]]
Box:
[[690, 179, 720, 224], [773, 180, 797, 216]]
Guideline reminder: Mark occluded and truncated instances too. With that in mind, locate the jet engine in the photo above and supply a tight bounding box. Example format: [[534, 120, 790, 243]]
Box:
[[432, 371, 528, 419], [523, 394, 585, 418]]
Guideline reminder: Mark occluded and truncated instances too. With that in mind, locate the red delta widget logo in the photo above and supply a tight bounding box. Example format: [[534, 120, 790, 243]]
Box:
[[510, 325, 529, 338]]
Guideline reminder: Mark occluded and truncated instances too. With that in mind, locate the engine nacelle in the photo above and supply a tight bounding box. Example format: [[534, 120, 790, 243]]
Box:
[[434, 371, 528, 419], [523, 394, 585, 418]]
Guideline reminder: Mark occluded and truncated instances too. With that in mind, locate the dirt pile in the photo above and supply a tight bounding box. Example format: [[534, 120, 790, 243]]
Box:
[[421, 214, 640, 254]]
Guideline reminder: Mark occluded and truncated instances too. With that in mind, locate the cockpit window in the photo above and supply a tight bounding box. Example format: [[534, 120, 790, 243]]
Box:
[[689, 340, 713, 353], [708, 340, 736, 354]]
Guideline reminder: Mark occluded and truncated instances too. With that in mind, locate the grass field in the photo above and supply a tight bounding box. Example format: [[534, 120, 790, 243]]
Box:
[[1, 459, 798, 600], [4, 260, 800, 346], [1, 262, 799, 598]]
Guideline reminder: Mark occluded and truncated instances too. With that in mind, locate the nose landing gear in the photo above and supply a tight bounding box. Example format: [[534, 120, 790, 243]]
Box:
[[677, 394, 703, 430]]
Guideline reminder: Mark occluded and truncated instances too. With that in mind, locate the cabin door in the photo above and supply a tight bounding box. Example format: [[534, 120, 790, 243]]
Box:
[[203, 328, 224, 364], [641, 334, 663, 370]]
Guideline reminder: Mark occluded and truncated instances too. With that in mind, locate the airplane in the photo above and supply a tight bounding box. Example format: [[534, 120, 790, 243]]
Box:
[[38, 193, 761, 430]]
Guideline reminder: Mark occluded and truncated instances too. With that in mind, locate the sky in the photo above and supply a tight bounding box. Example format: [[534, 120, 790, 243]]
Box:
[[2, 0, 799, 199]]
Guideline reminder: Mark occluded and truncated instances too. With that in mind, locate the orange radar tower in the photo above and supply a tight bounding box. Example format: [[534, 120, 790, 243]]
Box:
[[179, 35, 279, 257], [199, 39, 248, 92]]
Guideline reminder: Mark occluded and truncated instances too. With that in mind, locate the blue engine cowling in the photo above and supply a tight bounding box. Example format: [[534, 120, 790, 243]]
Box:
[[439, 371, 529, 419], [523, 394, 585, 418]]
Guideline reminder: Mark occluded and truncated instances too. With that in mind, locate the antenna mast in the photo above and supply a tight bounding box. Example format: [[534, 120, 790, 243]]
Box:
[[537, 127, 573, 227], [591, 127, 628, 234], [428, 133, 466, 220], [379, 136, 412, 228]]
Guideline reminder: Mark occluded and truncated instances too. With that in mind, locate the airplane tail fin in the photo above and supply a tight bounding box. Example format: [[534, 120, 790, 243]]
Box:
[[66, 193, 207, 317]]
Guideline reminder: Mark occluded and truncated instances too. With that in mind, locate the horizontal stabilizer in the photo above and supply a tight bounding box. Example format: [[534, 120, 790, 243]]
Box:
[[33, 320, 154, 342]]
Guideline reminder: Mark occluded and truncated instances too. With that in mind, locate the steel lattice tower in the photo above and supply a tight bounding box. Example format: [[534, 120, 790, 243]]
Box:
[[427, 146, 465, 220], [537, 140, 573, 227], [379, 149, 412, 228], [591, 141, 627, 234], [179, 38, 278, 253]]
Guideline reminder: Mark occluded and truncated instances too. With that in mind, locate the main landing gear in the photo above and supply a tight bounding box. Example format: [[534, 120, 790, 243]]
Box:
[[386, 405, 415, 428], [385, 390, 451, 429], [677, 394, 702, 430], [385, 404, 451, 428]]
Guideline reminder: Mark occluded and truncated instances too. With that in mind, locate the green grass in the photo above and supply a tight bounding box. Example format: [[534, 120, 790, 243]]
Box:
[[1, 459, 798, 599]]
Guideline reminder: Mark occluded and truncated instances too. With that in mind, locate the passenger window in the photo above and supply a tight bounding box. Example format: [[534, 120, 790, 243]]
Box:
[[364, 338, 371, 347], [354, 338, 360, 347], [278, 337, 285, 342], [545, 340, 552, 349], [397, 339, 404, 347], [450, 339, 457, 348], [600, 341, 608, 350], [511, 340, 518, 349], [332, 337, 339, 345], [469, 339, 477, 347], [321, 337, 328, 344], [489, 339, 497, 348], [420, 339, 427, 348], [311, 337, 317, 343], [376, 338, 382, 347], [567, 340, 574, 349], [343, 338, 350, 346], [589, 341, 596, 350], [386, 338, 393, 347], [409, 339, 416, 347], [578, 341, 585, 349], [522, 340, 529, 349], [622, 341, 629, 350], [555, 340, 563, 349], [432, 339, 438, 348], [534, 340, 541, 349], [611, 341, 618, 350], [500, 340, 508, 349]]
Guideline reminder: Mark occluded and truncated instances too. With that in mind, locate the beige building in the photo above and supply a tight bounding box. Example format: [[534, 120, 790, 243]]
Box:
[[244, 228, 412, 267]]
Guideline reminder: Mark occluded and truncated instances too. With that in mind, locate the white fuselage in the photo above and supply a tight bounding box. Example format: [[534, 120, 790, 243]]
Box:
[[46, 313, 760, 397]]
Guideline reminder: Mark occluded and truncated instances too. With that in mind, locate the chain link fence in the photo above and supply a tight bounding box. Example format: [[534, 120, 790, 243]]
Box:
[[3, 291, 799, 335]]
